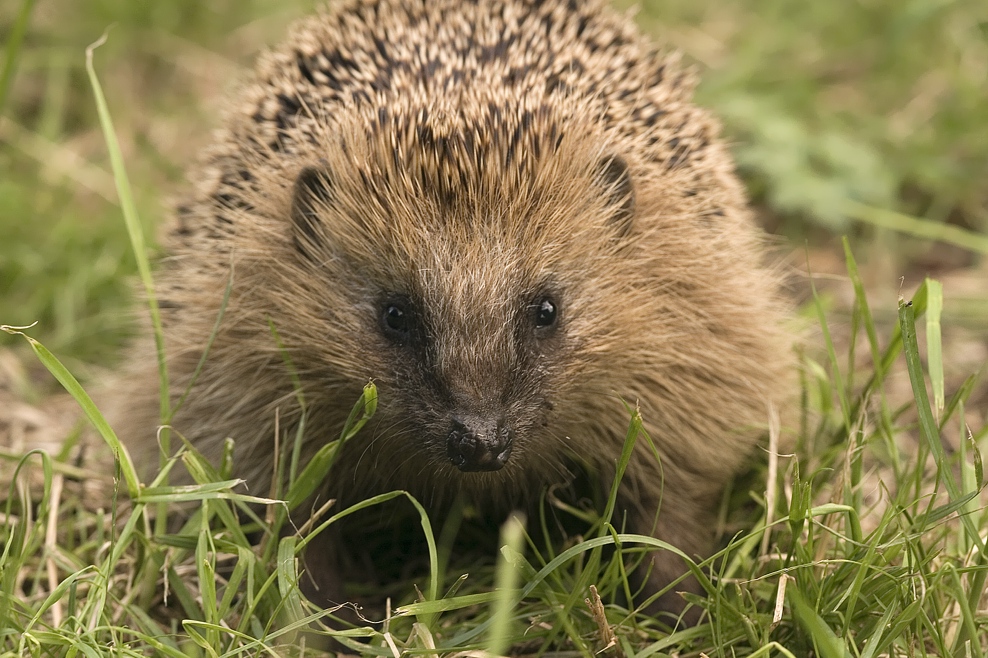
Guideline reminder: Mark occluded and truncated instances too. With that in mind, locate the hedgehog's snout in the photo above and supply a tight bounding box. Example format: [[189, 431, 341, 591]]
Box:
[[446, 415, 513, 472]]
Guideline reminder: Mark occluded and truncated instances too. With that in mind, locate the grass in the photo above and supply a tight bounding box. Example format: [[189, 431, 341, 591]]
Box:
[[1, 0, 987, 655]]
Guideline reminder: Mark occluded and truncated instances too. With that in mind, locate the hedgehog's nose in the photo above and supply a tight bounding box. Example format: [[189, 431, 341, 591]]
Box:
[[446, 416, 513, 472]]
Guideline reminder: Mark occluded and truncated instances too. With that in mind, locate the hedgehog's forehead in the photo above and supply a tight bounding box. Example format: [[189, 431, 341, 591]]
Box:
[[318, 97, 618, 293], [327, 93, 610, 208], [413, 238, 534, 309], [373, 206, 563, 305]]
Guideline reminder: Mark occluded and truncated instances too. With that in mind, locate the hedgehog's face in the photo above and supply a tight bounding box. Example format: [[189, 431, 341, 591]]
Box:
[[371, 286, 562, 472], [285, 119, 637, 484]]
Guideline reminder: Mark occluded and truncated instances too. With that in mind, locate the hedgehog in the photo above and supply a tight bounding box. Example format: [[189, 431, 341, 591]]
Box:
[[108, 0, 794, 621]]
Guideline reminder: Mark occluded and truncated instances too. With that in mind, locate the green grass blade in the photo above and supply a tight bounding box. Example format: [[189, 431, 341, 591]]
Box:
[[394, 591, 501, 616], [136, 482, 278, 506], [276, 536, 307, 623], [858, 599, 900, 658], [0, 0, 36, 116], [808, 257, 852, 433], [924, 278, 945, 417], [1, 326, 140, 498], [842, 237, 897, 465], [218, 546, 254, 619], [399, 532, 705, 617], [285, 383, 377, 510], [941, 374, 979, 432], [196, 500, 221, 650], [845, 201, 988, 254], [947, 565, 986, 658], [898, 297, 984, 556], [601, 404, 642, 531], [84, 32, 170, 446], [788, 586, 851, 658], [488, 513, 526, 656]]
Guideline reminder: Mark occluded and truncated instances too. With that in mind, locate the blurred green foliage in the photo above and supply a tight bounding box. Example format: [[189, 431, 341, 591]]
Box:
[[634, 0, 988, 232]]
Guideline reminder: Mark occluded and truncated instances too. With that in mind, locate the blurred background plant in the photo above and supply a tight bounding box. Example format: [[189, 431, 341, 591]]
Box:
[[636, 0, 988, 236]]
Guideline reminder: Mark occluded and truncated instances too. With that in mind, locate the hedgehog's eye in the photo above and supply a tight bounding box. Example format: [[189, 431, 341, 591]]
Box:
[[381, 301, 412, 343], [534, 298, 558, 329]]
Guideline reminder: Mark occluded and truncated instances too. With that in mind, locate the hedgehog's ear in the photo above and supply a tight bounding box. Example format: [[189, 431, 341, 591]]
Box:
[[596, 154, 635, 237], [291, 164, 333, 260]]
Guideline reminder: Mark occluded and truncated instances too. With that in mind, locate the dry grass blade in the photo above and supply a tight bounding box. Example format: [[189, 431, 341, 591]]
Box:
[[585, 584, 622, 657]]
